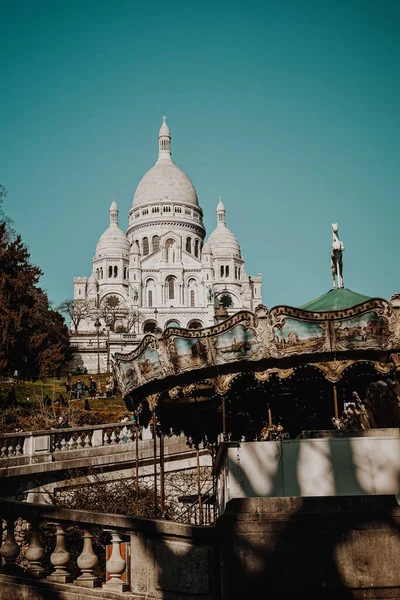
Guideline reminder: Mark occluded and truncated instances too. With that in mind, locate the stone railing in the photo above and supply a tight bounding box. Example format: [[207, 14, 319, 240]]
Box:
[[0, 499, 216, 598], [0, 422, 139, 465]]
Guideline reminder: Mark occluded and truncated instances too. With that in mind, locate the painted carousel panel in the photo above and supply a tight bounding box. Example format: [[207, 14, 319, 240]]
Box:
[[273, 318, 326, 356], [168, 337, 209, 373], [137, 345, 165, 382], [334, 311, 391, 351], [214, 324, 263, 363]]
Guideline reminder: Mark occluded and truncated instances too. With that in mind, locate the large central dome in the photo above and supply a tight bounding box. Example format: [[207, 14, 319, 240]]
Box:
[[131, 117, 199, 209], [132, 161, 199, 207]]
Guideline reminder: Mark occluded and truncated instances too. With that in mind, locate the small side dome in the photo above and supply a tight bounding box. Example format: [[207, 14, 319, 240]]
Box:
[[207, 198, 241, 258], [95, 198, 130, 258], [202, 240, 212, 255]]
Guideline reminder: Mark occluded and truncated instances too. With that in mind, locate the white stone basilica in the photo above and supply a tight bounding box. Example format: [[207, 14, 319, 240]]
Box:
[[72, 118, 262, 371]]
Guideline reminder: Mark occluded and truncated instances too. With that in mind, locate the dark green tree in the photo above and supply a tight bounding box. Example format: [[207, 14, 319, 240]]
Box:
[[0, 188, 70, 379]]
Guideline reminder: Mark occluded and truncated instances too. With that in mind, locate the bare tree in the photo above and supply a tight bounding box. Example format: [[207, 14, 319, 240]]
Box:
[[58, 299, 90, 333], [124, 309, 139, 334]]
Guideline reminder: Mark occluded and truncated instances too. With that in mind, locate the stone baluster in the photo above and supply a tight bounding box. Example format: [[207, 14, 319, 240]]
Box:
[[126, 427, 133, 444], [46, 523, 73, 583], [8, 443, 14, 456], [67, 436, 76, 451], [84, 434, 91, 448], [118, 430, 125, 444], [110, 430, 118, 445], [74, 529, 100, 588], [104, 432, 110, 445], [0, 518, 22, 574], [52, 433, 61, 452], [1, 443, 7, 458], [60, 436, 67, 451], [102, 530, 128, 592], [15, 438, 23, 455], [25, 522, 46, 578], [76, 435, 83, 449]]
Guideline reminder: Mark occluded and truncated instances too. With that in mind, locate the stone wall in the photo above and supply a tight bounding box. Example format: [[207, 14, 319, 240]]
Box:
[[217, 495, 400, 599]]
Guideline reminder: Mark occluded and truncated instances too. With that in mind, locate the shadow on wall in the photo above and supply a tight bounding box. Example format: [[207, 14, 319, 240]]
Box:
[[218, 443, 400, 599]]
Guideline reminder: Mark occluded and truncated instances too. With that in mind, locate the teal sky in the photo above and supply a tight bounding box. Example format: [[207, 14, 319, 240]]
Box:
[[1, 0, 399, 310]]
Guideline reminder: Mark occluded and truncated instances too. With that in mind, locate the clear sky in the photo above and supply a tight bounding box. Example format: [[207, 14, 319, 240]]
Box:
[[1, 0, 399, 310]]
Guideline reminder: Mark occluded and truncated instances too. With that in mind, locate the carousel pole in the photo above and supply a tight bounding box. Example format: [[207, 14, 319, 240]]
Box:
[[222, 394, 227, 441], [196, 449, 203, 525], [159, 432, 165, 515], [333, 384, 339, 419], [152, 412, 158, 517], [135, 422, 139, 516]]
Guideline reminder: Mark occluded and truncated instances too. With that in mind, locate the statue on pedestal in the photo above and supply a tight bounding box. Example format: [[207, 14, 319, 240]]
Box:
[[331, 223, 344, 289]]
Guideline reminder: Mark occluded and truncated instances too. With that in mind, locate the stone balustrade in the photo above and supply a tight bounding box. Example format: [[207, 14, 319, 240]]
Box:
[[0, 499, 132, 592], [0, 422, 139, 464], [0, 498, 216, 598]]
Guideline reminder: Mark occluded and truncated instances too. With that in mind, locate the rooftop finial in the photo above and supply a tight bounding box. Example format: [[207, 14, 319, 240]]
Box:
[[162, 115, 167, 124], [331, 223, 344, 289]]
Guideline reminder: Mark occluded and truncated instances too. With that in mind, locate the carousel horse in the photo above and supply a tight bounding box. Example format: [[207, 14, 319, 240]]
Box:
[[331, 223, 344, 289]]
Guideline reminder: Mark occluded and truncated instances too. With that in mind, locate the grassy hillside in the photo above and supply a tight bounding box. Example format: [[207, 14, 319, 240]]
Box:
[[0, 375, 127, 433]]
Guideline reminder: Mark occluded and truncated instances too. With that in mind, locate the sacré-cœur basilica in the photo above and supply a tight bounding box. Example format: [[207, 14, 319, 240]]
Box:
[[71, 117, 262, 372]]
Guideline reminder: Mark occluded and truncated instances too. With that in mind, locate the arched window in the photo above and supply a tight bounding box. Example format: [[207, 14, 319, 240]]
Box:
[[186, 237, 192, 253], [188, 320, 203, 330], [143, 320, 157, 333], [167, 276, 175, 300], [100, 267, 103, 279], [148, 290, 153, 308], [124, 267, 127, 279], [166, 320, 180, 328], [220, 265, 224, 278], [96, 269, 99, 279], [235, 267, 237, 279], [108, 266, 112, 278], [190, 290, 195, 307], [194, 239, 199, 257], [226, 265, 229, 277], [142, 237, 149, 256], [238, 268, 241, 279], [152, 235, 160, 253], [114, 266, 118, 278]]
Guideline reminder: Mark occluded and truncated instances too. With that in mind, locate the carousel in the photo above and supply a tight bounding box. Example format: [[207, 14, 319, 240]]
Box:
[[112, 224, 400, 446]]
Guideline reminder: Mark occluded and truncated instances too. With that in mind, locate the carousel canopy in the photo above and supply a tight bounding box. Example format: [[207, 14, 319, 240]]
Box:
[[300, 288, 371, 312]]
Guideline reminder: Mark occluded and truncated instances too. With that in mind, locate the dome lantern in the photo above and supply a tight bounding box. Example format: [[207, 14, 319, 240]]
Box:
[[158, 115, 172, 162], [109, 196, 118, 226]]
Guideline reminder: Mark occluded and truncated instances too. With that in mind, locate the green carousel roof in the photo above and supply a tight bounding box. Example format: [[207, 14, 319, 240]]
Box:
[[299, 288, 371, 312]]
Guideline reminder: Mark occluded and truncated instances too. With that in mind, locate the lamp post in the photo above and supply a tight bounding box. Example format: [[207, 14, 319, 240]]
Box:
[[94, 317, 102, 393]]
